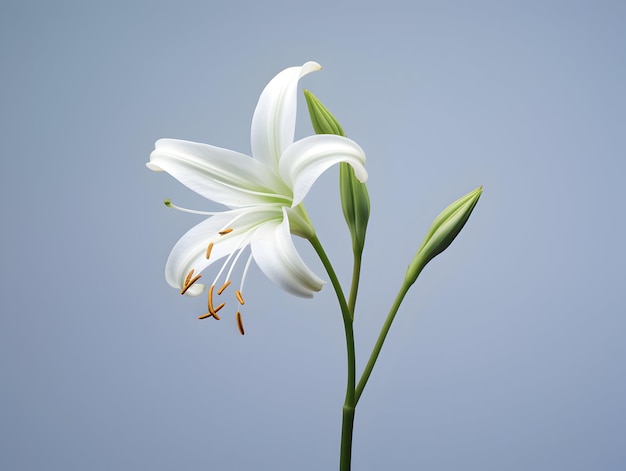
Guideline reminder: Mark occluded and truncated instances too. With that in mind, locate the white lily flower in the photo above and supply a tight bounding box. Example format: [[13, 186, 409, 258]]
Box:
[[147, 61, 367, 331]]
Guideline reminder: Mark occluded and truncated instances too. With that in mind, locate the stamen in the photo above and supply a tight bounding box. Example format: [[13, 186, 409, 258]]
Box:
[[206, 285, 226, 320], [208, 284, 215, 311], [218, 281, 231, 295], [180, 270, 201, 295], [205, 242, 214, 259], [219, 228, 234, 235], [198, 311, 221, 320], [209, 232, 252, 295], [180, 275, 201, 295], [236, 311, 245, 335], [235, 290, 245, 305]]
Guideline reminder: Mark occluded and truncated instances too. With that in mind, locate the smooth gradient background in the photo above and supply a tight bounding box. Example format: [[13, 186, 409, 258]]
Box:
[[1, 1, 624, 470]]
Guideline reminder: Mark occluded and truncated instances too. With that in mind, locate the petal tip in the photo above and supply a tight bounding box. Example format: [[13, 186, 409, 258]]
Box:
[[146, 162, 163, 171], [301, 61, 322, 75]]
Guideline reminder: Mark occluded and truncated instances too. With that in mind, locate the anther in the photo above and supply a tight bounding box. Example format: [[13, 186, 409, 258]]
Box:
[[205, 242, 214, 259], [218, 281, 231, 295], [180, 273, 201, 295], [236, 311, 245, 335], [207, 285, 225, 320], [208, 285, 215, 310], [198, 311, 221, 321], [184, 269, 195, 286], [235, 290, 245, 305], [218, 228, 234, 235]]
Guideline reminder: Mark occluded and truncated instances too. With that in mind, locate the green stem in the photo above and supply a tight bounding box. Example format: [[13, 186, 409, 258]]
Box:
[[309, 234, 356, 471], [347, 252, 362, 316], [355, 284, 410, 404]]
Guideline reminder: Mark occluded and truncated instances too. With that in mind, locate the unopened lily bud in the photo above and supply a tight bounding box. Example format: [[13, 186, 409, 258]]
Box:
[[304, 90, 370, 255], [404, 187, 482, 287], [339, 161, 370, 255], [304, 89, 345, 136]]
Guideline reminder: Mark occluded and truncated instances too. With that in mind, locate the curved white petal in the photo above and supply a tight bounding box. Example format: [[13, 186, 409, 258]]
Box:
[[278, 134, 368, 206], [148, 139, 290, 208], [165, 207, 283, 294], [251, 208, 324, 298], [250, 61, 321, 170]]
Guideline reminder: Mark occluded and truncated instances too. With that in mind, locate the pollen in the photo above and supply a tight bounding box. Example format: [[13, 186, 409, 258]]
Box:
[[236, 311, 245, 335], [219, 228, 234, 235], [205, 242, 214, 259], [218, 280, 231, 295], [235, 290, 245, 305]]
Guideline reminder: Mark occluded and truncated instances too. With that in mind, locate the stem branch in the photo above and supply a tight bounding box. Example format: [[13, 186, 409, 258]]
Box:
[[355, 284, 410, 404]]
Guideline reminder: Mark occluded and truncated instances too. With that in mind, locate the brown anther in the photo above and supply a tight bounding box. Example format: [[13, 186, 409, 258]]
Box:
[[218, 228, 234, 235], [206, 285, 225, 319], [235, 289, 245, 305], [217, 281, 231, 295], [236, 311, 245, 335], [180, 274, 201, 295], [205, 242, 214, 259], [184, 269, 195, 286], [208, 284, 215, 310], [198, 311, 221, 321]]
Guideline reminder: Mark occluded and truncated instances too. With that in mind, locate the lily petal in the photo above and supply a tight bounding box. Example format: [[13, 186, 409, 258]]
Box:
[[165, 206, 283, 294], [278, 134, 368, 206], [250, 61, 321, 170], [148, 139, 290, 208], [251, 208, 324, 298]]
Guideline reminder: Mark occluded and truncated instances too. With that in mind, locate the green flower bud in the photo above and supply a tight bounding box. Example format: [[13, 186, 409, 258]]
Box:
[[304, 90, 370, 256], [304, 89, 346, 136], [339, 161, 370, 255], [404, 186, 482, 287]]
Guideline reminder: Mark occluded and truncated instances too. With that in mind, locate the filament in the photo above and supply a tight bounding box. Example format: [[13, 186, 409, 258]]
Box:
[[239, 253, 254, 296]]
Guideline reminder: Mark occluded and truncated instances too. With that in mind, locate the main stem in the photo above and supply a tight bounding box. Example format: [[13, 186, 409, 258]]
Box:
[[309, 235, 356, 471]]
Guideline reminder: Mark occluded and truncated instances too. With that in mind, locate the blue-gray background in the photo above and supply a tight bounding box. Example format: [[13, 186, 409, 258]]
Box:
[[1, 1, 624, 470]]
